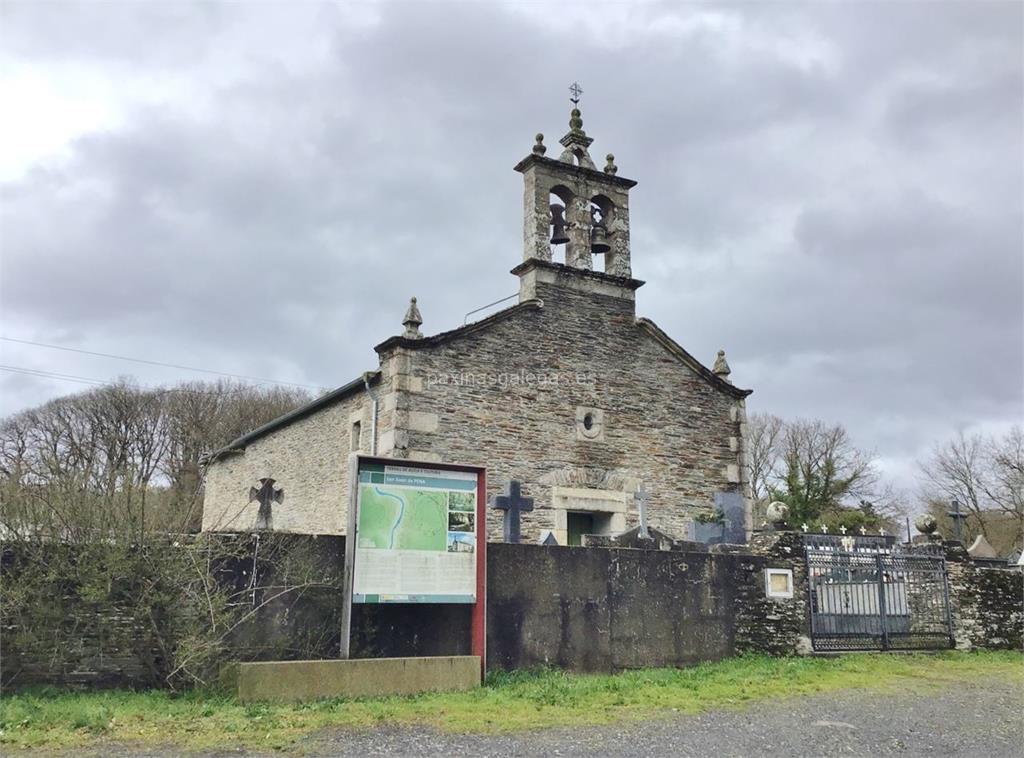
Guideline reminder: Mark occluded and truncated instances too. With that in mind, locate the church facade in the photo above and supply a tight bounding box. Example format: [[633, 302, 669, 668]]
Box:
[[202, 106, 753, 544]]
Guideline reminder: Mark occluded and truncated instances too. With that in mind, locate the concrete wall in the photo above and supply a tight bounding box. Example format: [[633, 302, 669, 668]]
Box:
[[487, 541, 806, 672]]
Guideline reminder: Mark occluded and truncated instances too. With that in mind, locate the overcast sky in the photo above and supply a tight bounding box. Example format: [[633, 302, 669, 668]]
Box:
[[1, 1, 1021, 493]]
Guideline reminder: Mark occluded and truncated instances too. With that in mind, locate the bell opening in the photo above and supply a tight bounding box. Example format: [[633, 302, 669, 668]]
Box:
[[589, 195, 616, 273], [549, 186, 574, 264]]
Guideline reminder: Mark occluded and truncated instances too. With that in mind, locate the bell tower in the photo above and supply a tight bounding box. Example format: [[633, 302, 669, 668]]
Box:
[[512, 87, 640, 303]]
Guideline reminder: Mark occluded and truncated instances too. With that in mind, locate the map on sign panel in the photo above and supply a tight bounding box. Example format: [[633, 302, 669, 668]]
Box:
[[353, 463, 478, 604], [357, 487, 448, 551]]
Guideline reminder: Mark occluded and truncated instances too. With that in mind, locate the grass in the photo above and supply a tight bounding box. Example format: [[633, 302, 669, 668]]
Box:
[[1, 651, 1020, 753]]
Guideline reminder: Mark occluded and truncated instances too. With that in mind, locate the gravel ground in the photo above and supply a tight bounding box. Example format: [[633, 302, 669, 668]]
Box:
[[48, 680, 1024, 758]]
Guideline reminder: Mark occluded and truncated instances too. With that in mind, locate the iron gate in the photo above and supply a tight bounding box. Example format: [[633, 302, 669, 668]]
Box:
[[805, 537, 954, 651]]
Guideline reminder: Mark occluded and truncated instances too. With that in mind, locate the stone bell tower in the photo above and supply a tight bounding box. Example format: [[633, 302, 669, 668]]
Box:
[[512, 94, 639, 303]]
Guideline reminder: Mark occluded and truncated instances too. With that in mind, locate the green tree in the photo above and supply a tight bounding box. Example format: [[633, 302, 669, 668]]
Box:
[[759, 418, 889, 530]]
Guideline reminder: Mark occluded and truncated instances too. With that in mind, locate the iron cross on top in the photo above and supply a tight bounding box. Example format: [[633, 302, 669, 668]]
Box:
[[492, 479, 534, 544], [569, 81, 583, 105]]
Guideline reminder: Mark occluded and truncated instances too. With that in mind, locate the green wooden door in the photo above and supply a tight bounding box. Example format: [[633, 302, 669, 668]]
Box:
[[566, 512, 594, 547]]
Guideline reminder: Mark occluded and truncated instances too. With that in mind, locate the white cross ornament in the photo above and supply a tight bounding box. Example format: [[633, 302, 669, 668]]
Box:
[[801, 523, 809, 533], [839, 525, 847, 535]]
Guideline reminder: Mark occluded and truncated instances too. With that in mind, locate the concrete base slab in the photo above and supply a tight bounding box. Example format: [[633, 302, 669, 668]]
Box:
[[222, 656, 481, 703]]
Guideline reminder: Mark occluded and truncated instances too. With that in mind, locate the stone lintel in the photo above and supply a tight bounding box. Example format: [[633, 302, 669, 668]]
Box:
[[512, 154, 638, 189], [513, 259, 643, 302]]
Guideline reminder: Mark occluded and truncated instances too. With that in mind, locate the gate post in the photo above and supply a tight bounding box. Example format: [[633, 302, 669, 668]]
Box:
[[941, 560, 955, 648], [875, 553, 890, 651]]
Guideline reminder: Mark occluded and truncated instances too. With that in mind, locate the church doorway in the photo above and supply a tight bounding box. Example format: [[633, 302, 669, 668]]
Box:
[[566, 510, 613, 546]]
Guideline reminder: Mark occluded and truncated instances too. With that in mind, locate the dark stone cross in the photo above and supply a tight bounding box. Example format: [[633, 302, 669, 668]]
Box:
[[569, 81, 583, 106], [491, 479, 534, 544], [947, 498, 968, 542], [249, 477, 283, 531]]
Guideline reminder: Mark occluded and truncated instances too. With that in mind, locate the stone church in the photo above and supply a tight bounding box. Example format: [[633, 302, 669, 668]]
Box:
[[202, 105, 753, 545]]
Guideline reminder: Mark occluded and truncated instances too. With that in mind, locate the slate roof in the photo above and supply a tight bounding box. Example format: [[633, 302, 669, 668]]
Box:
[[204, 296, 750, 462], [202, 371, 381, 463]]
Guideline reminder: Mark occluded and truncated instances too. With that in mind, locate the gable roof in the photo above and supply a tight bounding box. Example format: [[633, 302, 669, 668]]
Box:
[[202, 371, 381, 464], [204, 302, 749, 465], [636, 318, 752, 399], [374, 299, 545, 353]]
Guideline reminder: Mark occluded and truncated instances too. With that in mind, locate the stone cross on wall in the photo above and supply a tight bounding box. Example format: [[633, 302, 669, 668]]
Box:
[[249, 477, 283, 531], [491, 480, 534, 543], [634, 483, 650, 539]]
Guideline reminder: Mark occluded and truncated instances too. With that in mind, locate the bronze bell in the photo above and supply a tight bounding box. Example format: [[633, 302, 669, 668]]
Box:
[[590, 224, 611, 255], [550, 203, 570, 245]]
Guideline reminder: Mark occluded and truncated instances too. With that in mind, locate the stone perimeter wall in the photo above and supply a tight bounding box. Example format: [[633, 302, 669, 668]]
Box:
[[3, 534, 1019, 690], [944, 543, 1023, 651]]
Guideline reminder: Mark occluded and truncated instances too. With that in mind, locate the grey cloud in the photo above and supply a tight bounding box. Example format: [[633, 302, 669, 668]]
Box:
[[1, 0, 1020, 492]]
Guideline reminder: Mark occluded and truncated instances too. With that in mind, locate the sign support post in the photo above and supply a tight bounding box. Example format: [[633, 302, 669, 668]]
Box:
[[339, 453, 360, 659], [339, 455, 486, 678]]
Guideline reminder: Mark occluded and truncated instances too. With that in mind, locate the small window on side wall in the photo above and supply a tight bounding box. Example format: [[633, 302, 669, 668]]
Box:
[[351, 421, 361, 452], [765, 568, 794, 599]]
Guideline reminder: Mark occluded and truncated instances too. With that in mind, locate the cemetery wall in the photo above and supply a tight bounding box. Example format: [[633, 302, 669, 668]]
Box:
[[943, 542, 1023, 651], [487, 540, 807, 671], [3, 534, 1019, 690]]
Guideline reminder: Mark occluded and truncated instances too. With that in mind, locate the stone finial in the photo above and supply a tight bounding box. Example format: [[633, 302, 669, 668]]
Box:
[[569, 107, 585, 135], [915, 513, 938, 535], [604, 153, 617, 175], [766, 501, 789, 528], [558, 106, 596, 168], [533, 133, 546, 156], [712, 349, 732, 381], [402, 297, 423, 339]]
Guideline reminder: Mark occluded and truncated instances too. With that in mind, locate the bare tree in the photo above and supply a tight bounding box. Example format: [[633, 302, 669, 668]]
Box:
[[920, 426, 1024, 546], [0, 380, 311, 539], [744, 414, 886, 528], [747, 412, 784, 504], [0, 380, 322, 690]]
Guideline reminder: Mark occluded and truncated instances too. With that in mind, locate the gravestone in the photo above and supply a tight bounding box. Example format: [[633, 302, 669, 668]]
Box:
[[634, 483, 650, 539], [715, 491, 747, 544]]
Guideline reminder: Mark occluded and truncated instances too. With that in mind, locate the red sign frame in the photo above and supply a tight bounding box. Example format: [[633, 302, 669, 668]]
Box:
[[339, 454, 487, 678]]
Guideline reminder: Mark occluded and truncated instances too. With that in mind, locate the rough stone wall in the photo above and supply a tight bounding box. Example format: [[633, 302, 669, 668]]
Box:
[[944, 543, 1023, 651], [202, 392, 371, 535], [378, 277, 746, 544], [6, 535, 1018, 689], [739, 530, 811, 655]]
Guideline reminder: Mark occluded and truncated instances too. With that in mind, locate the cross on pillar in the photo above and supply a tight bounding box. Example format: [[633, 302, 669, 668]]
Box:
[[569, 81, 583, 105], [634, 484, 650, 539], [492, 479, 534, 544]]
